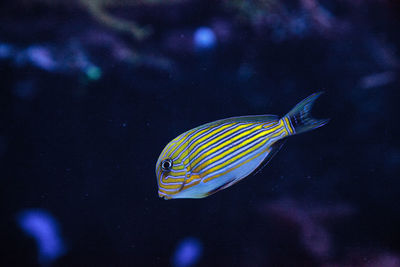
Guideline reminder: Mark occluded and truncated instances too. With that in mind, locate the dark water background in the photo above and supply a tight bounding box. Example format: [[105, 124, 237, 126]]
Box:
[[1, 0, 399, 266]]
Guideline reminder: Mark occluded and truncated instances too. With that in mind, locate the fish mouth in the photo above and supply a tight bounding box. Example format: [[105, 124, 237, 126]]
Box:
[[158, 191, 172, 200]]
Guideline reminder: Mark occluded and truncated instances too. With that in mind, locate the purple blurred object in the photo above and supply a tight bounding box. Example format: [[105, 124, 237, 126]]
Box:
[[360, 71, 396, 89], [17, 209, 66, 266], [323, 250, 400, 267], [172, 237, 203, 267], [261, 198, 355, 260], [211, 19, 233, 44]]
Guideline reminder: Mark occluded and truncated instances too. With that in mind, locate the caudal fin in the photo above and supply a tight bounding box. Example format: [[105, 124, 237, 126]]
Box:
[[284, 92, 329, 135]]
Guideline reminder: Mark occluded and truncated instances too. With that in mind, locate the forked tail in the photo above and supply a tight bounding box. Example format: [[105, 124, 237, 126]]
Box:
[[284, 92, 329, 135]]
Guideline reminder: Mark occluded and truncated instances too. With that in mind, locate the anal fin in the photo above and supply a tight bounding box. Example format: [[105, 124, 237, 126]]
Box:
[[252, 139, 286, 176]]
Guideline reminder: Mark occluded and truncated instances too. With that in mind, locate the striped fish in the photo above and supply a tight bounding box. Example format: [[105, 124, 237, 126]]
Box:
[[156, 92, 328, 199]]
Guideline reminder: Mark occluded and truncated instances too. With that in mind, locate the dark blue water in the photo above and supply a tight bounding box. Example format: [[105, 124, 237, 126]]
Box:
[[1, 1, 399, 266]]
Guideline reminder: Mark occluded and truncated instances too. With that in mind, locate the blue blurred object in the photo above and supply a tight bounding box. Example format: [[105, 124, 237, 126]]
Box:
[[17, 209, 66, 266], [13, 80, 37, 100], [24, 45, 57, 72], [85, 65, 102, 80], [193, 27, 216, 50], [172, 237, 203, 267], [0, 43, 13, 59], [0, 41, 102, 79]]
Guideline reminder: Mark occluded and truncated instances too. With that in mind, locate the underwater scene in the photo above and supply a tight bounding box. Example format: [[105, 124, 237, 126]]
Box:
[[1, 0, 399, 266]]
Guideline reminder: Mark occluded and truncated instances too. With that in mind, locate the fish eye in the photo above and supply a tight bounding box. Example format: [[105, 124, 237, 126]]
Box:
[[161, 159, 173, 171]]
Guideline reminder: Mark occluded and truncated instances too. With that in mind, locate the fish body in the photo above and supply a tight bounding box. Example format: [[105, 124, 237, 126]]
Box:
[[156, 93, 328, 199]]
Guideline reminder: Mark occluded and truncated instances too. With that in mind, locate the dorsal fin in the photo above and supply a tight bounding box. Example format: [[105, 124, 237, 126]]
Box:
[[215, 114, 279, 124], [191, 115, 280, 132]]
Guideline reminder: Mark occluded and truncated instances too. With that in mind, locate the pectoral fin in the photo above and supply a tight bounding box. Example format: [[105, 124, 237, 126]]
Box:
[[205, 180, 234, 197], [213, 139, 287, 194]]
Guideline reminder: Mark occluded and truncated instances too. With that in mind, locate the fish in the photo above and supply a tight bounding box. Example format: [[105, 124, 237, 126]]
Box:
[[155, 92, 329, 199]]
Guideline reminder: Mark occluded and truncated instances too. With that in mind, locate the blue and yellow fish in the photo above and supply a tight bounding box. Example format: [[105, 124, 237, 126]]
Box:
[[156, 92, 328, 199]]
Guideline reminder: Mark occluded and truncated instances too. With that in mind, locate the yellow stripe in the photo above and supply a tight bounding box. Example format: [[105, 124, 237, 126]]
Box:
[[186, 123, 254, 161], [200, 128, 285, 178], [158, 124, 260, 179], [262, 121, 278, 128], [160, 130, 191, 158], [161, 142, 176, 158], [284, 117, 294, 134], [160, 173, 185, 188], [171, 165, 185, 171], [189, 123, 261, 168], [165, 171, 186, 177], [203, 144, 270, 183], [168, 129, 199, 158], [160, 183, 183, 189], [159, 168, 185, 183], [157, 129, 194, 172], [158, 187, 179, 195], [170, 123, 230, 159], [181, 179, 201, 191], [192, 121, 284, 172], [186, 123, 235, 154]]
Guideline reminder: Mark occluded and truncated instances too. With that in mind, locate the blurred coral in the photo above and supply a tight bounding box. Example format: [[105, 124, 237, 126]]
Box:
[[323, 250, 400, 267], [259, 197, 356, 261]]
